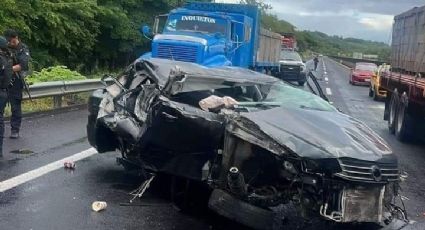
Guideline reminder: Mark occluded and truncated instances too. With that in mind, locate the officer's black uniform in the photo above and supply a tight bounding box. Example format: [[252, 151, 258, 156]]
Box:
[[314, 57, 319, 70], [9, 42, 30, 135], [0, 37, 13, 156]]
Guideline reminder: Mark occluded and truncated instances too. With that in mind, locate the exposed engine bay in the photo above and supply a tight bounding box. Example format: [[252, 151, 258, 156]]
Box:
[[87, 58, 408, 229]]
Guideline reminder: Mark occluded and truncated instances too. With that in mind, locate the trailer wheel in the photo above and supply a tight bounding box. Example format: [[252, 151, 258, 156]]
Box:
[[388, 91, 399, 134], [395, 95, 413, 142]]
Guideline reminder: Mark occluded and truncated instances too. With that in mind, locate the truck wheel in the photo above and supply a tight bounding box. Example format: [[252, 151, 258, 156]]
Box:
[[298, 81, 306, 86], [395, 96, 413, 142], [388, 92, 399, 134]]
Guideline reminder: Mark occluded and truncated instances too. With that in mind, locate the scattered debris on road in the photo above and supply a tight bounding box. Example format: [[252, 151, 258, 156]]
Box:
[[64, 161, 76, 169], [92, 201, 107, 212], [129, 175, 155, 203]]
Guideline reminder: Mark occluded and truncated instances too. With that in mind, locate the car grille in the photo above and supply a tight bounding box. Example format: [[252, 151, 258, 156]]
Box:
[[335, 158, 399, 182], [281, 65, 301, 73], [157, 43, 198, 63]]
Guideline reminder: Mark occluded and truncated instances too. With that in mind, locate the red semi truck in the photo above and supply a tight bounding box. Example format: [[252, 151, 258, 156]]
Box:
[[382, 5, 425, 141], [281, 33, 296, 50]]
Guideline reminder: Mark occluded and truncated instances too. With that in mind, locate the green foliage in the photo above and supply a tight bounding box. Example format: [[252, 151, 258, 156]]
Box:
[[261, 14, 294, 33], [27, 66, 86, 84]]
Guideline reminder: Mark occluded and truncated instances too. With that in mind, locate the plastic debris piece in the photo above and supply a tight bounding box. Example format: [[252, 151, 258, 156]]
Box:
[[64, 161, 76, 169], [92, 201, 107, 212], [129, 175, 155, 203]]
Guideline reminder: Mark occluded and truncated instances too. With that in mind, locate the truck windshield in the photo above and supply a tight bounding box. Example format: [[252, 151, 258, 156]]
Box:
[[280, 51, 302, 61], [165, 14, 227, 35]]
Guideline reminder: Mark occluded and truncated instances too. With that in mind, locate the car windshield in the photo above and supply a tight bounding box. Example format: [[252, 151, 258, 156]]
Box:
[[259, 82, 335, 111], [191, 81, 336, 112], [280, 51, 302, 61], [355, 63, 377, 71], [165, 14, 227, 35]]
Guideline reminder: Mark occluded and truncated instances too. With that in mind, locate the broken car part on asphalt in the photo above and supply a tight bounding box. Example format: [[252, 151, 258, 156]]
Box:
[[87, 58, 408, 229]]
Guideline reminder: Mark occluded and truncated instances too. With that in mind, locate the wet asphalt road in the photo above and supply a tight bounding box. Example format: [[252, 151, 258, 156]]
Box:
[[0, 57, 424, 230]]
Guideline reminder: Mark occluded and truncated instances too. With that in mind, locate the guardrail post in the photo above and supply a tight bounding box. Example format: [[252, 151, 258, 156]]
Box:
[[53, 96, 62, 109]]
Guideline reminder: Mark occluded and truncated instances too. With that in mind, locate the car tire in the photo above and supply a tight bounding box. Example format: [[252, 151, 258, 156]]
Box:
[[388, 92, 399, 134], [208, 189, 281, 230], [395, 95, 413, 142], [298, 81, 306, 86]]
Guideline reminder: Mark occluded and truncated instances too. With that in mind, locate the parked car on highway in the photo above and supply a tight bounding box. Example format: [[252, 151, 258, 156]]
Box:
[[275, 50, 307, 86], [87, 58, 406, 229], [369, 64, 390, 100], [349, 62, 377, 85]]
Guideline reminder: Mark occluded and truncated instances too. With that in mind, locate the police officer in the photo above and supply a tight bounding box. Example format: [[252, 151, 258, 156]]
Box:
[[0, 36, 13, 156], [4, 29, 30, 139]]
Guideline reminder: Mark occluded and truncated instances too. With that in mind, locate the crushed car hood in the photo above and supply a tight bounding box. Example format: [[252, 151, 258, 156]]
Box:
[[137, 57, 278, 94], [239, 107, 394, 162]]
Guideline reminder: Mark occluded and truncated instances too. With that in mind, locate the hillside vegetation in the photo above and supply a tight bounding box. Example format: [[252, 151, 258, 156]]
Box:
[[258, 11, 390, 61]]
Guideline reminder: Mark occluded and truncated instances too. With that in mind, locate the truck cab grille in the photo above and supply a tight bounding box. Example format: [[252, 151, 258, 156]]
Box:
[[157, 43, 198, 63], [336, 158, 399, 182]]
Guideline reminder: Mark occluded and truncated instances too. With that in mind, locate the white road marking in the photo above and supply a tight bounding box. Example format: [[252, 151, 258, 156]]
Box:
[[0, 148, 98, 192], [324, 71, 327, 74], [326, 88, 332, 95], [325, 77, 329, 81]]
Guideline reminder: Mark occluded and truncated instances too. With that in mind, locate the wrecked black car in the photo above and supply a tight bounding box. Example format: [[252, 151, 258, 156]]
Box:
[[87, 58, 407, 229]]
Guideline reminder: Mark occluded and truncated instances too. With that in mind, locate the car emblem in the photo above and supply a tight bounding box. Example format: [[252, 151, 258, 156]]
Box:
[[371, 165, 382, 181], [288, 67, 293, 70]]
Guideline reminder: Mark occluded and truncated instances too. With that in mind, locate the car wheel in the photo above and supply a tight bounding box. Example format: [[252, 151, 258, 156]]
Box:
[[388, 92, 399, 134], [369, 87, 373, 97], [298, 81, 306, 86], [395, 95, 413, 142]]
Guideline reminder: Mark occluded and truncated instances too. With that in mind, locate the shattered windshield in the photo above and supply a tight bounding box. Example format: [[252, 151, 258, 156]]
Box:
[[259, 82, 336, 111], [171, 79, 336, 112]]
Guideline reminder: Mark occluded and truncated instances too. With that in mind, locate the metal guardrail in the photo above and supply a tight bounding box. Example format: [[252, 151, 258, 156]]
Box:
[[23, 79, 112, 109], [24, 79, 109, 99], [329, 56, 386, 68]]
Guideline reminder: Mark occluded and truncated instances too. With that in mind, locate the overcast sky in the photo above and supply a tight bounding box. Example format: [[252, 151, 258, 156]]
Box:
[[217, 0, 424, 43]]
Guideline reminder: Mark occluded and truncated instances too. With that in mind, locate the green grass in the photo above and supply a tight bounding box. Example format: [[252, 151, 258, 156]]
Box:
[[4, 92, 90, 117]]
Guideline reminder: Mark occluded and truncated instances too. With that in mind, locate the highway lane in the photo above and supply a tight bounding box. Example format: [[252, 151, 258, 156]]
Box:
[[0, 59, 424, 229], [316, 57, 425, 228]]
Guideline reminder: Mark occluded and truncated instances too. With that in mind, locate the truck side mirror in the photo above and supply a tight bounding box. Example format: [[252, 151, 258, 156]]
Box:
[[141, 25, 153, 37]]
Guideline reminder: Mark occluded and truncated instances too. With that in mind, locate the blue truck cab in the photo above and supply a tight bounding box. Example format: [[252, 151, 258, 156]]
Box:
[[141, 2, 281, 71]]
